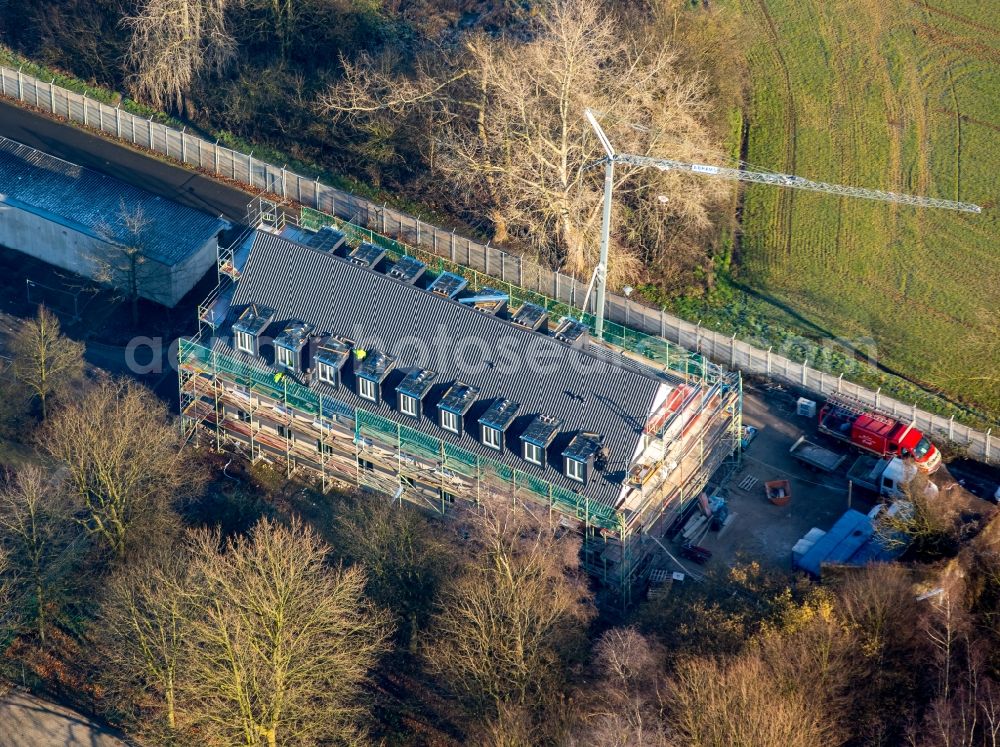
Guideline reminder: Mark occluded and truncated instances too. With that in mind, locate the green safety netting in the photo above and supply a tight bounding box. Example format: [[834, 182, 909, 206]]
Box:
[[182, 340, 630, 531], [400, 426, 441, 462], [443, 443, 478, 477], [180, 339, 355, 421]]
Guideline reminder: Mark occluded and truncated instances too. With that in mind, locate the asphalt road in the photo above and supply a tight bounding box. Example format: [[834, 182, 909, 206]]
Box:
[[0, 97, 252, 223]]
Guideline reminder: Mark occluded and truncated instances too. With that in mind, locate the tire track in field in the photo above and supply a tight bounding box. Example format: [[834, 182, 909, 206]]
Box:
[[916, 24, 1000, 65], [745, 0, 797, 262], [934, 108, 1000, 133], [816, 2, 865, 271], [915, 2, 966, 202], [855, 0, 907, 196], [906, 0, 999, 37]]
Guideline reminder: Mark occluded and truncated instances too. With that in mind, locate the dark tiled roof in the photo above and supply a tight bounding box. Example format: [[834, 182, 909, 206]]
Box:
[[223, 231, 677, 506], [0, 137, 228, 265]]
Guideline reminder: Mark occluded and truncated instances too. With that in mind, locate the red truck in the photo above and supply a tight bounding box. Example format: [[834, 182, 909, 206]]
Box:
[[817, 395, 941, 473]]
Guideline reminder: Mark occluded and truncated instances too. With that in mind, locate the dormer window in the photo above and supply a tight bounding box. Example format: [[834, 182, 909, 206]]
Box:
[[520, 415, 562, 470], [562, 432, 604, 485], [276, 345, 295, 369], [314, 337, 351, 389], [400, 394, 419, 417], [232, 304, 275, 357], [482, 426, 502, 450], [396, 369, 436, 420], [566, 458, 585, 482], [478, 398, 519, 452], [441, 409, 460, 433], [273, 321, 314, 374], [318, 362, 337, 385], [354, 349, 395, 406], [437, 382, 479, 437], [235, 330, 255, 355], [358, 377, 378, 402]]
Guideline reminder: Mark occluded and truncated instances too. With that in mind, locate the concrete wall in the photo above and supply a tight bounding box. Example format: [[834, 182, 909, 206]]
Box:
[[168, 236, 218, 305], [0, 200, 109, 280], [0, 199, 217, 307]]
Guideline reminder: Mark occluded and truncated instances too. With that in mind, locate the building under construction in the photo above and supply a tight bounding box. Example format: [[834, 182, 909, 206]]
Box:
[[179, 203, 742, 604]]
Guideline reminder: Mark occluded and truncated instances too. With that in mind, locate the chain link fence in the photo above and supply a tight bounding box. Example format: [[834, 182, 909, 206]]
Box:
[[2, 64, 994, 464]]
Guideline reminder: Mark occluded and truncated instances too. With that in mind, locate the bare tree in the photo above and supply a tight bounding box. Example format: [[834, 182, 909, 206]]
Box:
[[181, 517, 391, 746], [667, 652, 839, 747], [10, 306, 84, 420], [835, 565, 924, 744], [102, 545, 195, 741], [915, 637, 1000, 747], [874, 475, 958, 557], [424, 496, 594, 721], [321, 0, 729, 287], [574, 627, 670, 746], [0, 465, 83, 643], [42, 377, 199, 558], [240, 0, 298, 59], [94, 202, 171, 327], [756, 590, 857, 737], [123, 0, 235, 113], [330, 493, 455, 652], [0, 547, 15, 641]]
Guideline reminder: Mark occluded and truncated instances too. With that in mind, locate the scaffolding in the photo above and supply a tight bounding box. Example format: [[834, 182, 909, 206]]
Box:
[[180, 200, 743, 605]]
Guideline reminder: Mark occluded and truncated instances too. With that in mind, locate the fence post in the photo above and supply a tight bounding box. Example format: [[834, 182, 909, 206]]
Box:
[[50, 79, 55, 113], [83, 93, 87, 126], [281, 166, 287, 198], [180, 127, 185, 162], [214, 141, 219, 174], [115, 103, 121, 137], [949, 416, 954, 440], [450, 230, 455, 261], [766, 346, 772, 375], [314, 180, 320, 208], [875, 387, 881, 410], [986, 430, 992, 461], [838, 373, 843, 393], [416, 218, 421, 246], [382, 203, 387, 234], [802, 361, 808, 386], [730, 333, 736, 366], [247, 152, 253, 188], [16, 66, 22, 101]]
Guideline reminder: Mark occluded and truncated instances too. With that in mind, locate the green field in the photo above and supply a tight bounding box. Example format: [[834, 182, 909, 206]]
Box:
[[731, 0, 999, 419]]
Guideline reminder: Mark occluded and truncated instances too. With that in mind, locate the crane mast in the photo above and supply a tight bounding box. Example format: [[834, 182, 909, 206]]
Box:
[[583, 109, 982, 339]]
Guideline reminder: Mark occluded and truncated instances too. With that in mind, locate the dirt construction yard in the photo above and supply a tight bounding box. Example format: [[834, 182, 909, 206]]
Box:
[[696, 383, 875, 573]]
